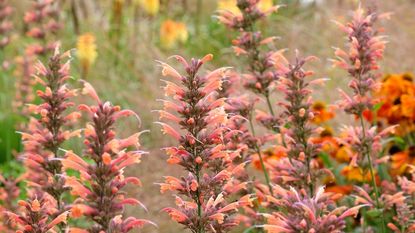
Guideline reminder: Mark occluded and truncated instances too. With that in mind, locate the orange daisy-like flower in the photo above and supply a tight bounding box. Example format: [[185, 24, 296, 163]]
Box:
[[341, 165, 376, 183], [252, 146, 286, 171], [311, 101, 335, 124], [376, 73, 415, 124], [390, 146, 415, 176]]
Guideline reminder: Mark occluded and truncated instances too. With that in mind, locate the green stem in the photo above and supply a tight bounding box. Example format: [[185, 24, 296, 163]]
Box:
[[249, 115, 273, 196], [359, 114, 386, 233]]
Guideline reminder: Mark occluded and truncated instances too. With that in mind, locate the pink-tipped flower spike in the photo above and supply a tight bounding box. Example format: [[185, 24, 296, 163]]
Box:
[[218, 0, 285, 196], [0, 0, 13, 50], [333, 6, 391, 232], [24, 0, 61, 56], [157, 55, 247, 232], [20, 47, 78, 219], [268, 52, 329, 195], [5, 192, 69, 233], [263, 186, 368, 233], [62, 81, 153, 232]]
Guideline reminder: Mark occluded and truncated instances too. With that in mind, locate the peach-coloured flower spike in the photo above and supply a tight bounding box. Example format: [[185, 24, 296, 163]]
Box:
[[263, 186, 367, 233], [332, 6, 392, 232], [63, 82, 153, 232], [5, 192, 68, 233], [24, 0, 61, 56], [157, 55, 244, 232], [20, 47, 78, 219], [0, 0, 13, 50], [268, 53, 327, 195], [12, 56, 36, 122]]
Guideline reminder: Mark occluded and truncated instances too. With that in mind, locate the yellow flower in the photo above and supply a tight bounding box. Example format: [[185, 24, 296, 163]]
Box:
[[390, 147, 415, 176], [77, 33, 97, 77], [217, 0, 273, 16], [160, 20, 188, 49], [137, 0, 160, 16], [341, 166, 375, 183], [217, 0, 240, 15]]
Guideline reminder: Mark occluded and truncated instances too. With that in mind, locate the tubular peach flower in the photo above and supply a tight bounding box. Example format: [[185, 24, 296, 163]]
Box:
[[63, 82, 152, 232], [157, 55, 242, 232], [77, 33, 97, 78]]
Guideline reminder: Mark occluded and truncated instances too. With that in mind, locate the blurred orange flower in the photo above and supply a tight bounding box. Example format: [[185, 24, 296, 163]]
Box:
[[341, 165, 375, 183], [160, 20, 188, 49], [252, 146, 286, 170], [217, 0, 273, 16], [390, 146, 415, 176], [311, 101, 335, 124]]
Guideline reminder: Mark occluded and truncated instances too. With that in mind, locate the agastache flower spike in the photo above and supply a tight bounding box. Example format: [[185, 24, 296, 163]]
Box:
[[0, 0, 13, 50], [62, 82, 154, 232], [5, 192, 69, 233], [20, 47, 78, 219], [333, 7, 391, 232], [263, 186, 367, 233], [157, 55, 248, 232], [268, 52, 328, 194], [218, 0, 285, 196], [24, 0, 61, 56]]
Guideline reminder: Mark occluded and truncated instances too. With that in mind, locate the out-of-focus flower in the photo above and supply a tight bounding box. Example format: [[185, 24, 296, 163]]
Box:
[[311, 101, 335, 124], [24, 0, 61, 56], [63, 82, 154, 232], [77, 33, 97, 78], [160, 20, 188, 49], [390, 146, 415, 176], [217, 0, 274, 17], [12, 56, 35, 120], [0, 0, 13, 49], [137, 0, 159, 16], [341, 165, 375, 183], [376, 73, 415, 125], [252, 146, 286, 170]]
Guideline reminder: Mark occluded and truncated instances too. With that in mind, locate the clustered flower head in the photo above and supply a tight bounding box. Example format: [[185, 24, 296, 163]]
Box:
[[76, 33, 97, 78], [20, 47, 79, 212], [5, 192, 69, 233], [263, 186, 367, 233], [24, 0, 61, 56], [63, 82, 153, 232], [157, 55, 253, 232], [0, 0, 13, 49]]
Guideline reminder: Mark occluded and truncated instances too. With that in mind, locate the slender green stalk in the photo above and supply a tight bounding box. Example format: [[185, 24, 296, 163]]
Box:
[[248, 114, 273, 196]]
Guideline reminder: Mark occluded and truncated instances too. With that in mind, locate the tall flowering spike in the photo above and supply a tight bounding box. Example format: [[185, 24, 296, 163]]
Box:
[[333, 7, 391, 232], [0, 173, 24, 231], [267, 53, 329, 194], [21, 47, 78, 215], [24, 0, 61, 56], [77, 33, 97, 79], [263, 186, 367, 233], [5, 192, 69, 233], [12, 56, 36, 121], [63, 82, 153, 232], [218, 0, 283, 197], [157, 55, 246, 232], [0, 0, 13, 50]]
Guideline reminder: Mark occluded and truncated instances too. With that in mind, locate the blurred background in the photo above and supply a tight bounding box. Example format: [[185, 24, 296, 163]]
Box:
[[0, 0, 414, 232]]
